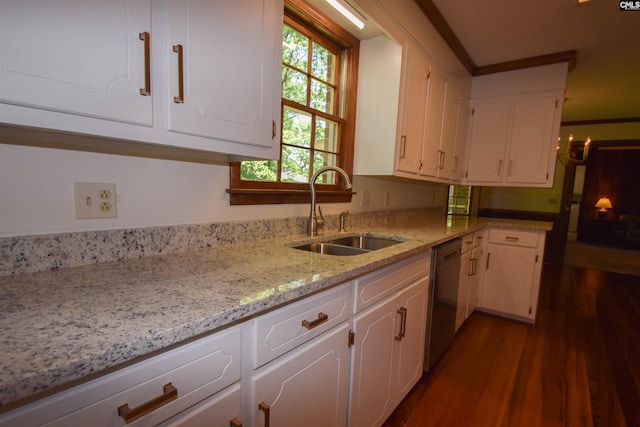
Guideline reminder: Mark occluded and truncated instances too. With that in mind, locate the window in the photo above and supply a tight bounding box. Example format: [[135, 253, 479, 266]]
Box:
[[229, 0, 359, 205], [447, 185, 472, 215]]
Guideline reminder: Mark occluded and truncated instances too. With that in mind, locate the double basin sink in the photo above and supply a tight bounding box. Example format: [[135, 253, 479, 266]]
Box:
[[292, 235, 405, 256]]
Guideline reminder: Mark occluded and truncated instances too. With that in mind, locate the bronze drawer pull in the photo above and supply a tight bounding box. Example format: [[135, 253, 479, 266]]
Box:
[[117, 383, 177, 424], [301, 312, 328, 330], [230, 417, 243, 426]]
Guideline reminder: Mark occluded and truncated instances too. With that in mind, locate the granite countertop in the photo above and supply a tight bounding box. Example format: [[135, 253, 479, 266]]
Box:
[[0, 216, 551, 409]]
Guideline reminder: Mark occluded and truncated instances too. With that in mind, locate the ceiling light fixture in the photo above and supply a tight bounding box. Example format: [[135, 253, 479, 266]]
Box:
[[326, 0, 366, 29]]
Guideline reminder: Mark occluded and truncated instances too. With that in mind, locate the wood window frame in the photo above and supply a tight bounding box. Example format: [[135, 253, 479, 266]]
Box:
[[228, 0, 360, 205]]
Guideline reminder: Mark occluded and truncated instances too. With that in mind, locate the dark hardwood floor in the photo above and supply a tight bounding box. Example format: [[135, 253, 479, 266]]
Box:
[[384, 264, 640, 427]]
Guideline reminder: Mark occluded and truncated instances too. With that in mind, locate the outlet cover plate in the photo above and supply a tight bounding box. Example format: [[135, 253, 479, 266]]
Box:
[[74, 182, 117, 219]]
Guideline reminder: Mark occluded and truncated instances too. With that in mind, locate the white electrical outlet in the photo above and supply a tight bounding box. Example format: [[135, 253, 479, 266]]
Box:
[[361, 190, 371, 208], [75, 182, 117, 219]]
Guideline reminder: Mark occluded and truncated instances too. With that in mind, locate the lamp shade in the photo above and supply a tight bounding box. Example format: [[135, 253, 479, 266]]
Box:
[[595, 197, 613, 210]]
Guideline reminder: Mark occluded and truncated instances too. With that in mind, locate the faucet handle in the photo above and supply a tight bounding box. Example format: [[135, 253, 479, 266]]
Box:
[[317, 205, 325, 231], [339, 210, 350, 232]]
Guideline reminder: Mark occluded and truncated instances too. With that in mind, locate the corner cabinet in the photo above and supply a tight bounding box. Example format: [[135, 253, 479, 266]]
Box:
[[464, 92, 562, 187], [456, 230, 485, 330], [0, 0, 283, 161], [478, 227, 546, 323]]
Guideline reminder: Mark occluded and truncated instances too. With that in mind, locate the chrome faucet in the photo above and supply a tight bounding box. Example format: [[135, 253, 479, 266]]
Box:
[[308, 166, 352, 236]]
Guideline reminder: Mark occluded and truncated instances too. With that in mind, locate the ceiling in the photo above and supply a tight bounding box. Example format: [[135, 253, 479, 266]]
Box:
[[310, 0, 640, 124], [428, 0, 640, 124]]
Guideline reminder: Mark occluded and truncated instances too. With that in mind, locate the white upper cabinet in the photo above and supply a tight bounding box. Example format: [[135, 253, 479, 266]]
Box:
[[416, 63, 446, 178], [465, 63, 568, 187], [395, 42, 430, 175], [464, 99, 511, 183], [354, 37, 470, 185], [166, 0, 280, 149], [0, 0, 152, 126], [0, 0, 283, 161]]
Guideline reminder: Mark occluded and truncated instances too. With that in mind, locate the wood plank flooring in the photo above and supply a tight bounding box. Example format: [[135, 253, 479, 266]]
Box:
[[383, 264, 640, 427]]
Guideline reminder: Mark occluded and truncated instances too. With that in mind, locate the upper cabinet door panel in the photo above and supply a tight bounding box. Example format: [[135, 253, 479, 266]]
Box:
[[0, 0, 152, 126], [419, 66, 446, 178], [396, 42, 428, 175], [506, 95, 559, 184], [465, 100, 510, 183], [166, 0, 282, 148]]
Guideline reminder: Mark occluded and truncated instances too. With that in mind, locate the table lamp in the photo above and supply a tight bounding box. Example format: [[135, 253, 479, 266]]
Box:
[[595, 197, 612, 219]]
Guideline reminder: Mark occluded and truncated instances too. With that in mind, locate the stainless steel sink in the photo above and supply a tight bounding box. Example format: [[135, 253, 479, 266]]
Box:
[[293, 242, 370, 256], [327, 236, 402, 251], [292, 235, 405, 256]]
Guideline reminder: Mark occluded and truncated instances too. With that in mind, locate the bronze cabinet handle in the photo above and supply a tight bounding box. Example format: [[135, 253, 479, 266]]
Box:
[[117, 383, 177, 424], [395, 307, 407, 341], [230, 417, 243, 427], [173, 44, 184, 103], [400, 135, 407, 159], [301, 312, 328, 330], [139, 31, 151, 96], [259, 401, 271, 427]]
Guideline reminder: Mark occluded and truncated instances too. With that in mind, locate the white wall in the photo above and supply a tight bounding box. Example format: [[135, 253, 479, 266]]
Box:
[[0, 143, 447, 237]]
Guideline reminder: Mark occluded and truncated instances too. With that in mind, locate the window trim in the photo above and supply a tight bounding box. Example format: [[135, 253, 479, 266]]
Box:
[[228, 0, 360, 206]]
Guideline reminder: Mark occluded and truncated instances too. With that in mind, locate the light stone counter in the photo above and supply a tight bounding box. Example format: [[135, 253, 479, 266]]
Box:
[[0, 215, 550, 410]]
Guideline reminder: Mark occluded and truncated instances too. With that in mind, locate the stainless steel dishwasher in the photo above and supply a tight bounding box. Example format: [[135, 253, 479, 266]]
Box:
[[425, 237, 461, 371]]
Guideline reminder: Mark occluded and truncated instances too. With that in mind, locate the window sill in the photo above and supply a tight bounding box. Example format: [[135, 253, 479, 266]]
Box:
[[227, 189, 355, 205]]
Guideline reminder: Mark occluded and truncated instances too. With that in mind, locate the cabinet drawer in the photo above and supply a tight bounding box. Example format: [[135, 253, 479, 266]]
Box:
[[252, 283, 351, 368], [0, 327, 241, 427], [353, 252, 430, 313], [473, 231, 485, 248], [488, 228, 539, 248], [461, 233, 474, 254]]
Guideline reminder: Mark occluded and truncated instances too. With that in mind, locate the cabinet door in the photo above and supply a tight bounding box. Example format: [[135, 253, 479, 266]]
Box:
[[465, 99, 510, 183], [449, 95, 470, 182], [349, 294, 399, 427], [393, 277, 429, 405], [419, 66, 446, 178], [466, 245, 482, 316], [506, 95, 559, 184], [456, 249, 471, 330], [158, 383, 241, 427], [250, 324, 350, 427], [396, 42, 428, 175], [482, 243, 536, 318], [166, 0, 282, 148], [0, 0, 152, 126]]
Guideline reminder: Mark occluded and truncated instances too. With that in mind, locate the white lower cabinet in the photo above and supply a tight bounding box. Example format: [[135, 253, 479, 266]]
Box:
[[0, 326, 242, 427], [0, 253, 434, 427], [349, 253, 430, 427], [158, 383, 242, 427], [479, 228, 545, 323], [248, 323, 351, 427], [456, 231, 485, 330]]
